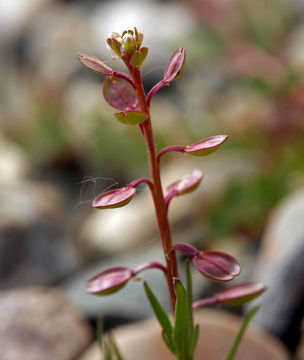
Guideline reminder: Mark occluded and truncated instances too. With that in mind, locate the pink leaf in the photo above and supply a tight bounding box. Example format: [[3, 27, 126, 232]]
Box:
[[164, 47, 186, 83], [86, 267, 133, 295], [78, 53, 113, 75], [193, 251, 240, 282], [103, 76, 138, 111], [216, 282, 267, 305], [92, 186, 136, 209], [167, 170, 203, 197], [184, 135, 228, 156]]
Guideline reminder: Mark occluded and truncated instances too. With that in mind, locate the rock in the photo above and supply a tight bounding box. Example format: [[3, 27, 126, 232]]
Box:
[[79, 309, 289, 360], [252, 189, 304, 353], [0, 180, 81, 287], [0, 134, 30, 182], [0, 286, 92, 360]]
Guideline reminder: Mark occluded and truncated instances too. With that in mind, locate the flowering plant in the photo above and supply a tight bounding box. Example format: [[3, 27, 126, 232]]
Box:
[[78, 27, 266, 360]]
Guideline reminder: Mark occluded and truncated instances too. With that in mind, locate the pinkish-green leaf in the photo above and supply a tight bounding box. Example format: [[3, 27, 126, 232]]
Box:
[[86, 267, 133, 295], [114, 111, 148, 125], [184, 135, 228, 156], [216, 282, 267, 305], [92, 186, 136, 209], [163, 47, 186, 83], [78, 53, 113, 75], [103, 76, 138, 111], [167, 170, 203, 197], [193, 251, 240, 282]]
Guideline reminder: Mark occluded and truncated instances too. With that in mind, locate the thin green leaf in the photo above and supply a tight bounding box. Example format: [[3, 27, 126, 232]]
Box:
[[189, 324, 200, 356], [162, 330, 177, 355], [173, 280, 192, 359], [226, 305, 260, 360], [109, 334, 125, 360], [104, 339, 112, 360], [186, 260, 194, 329], [97, 317, 104, 352], [143, 282, 173, 340]]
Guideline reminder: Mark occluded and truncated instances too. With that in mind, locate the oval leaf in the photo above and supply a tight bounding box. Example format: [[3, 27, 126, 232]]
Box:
[[78, 53, 113, 75], [193, 251, 241, 282], [216, 282, 267, 305], [184, 135, 228, 157], [164, 47, 186, 83], [114, 111, 148, 125], [86, 267, 133, 295], [167, 170, 203, 197], [92, 186, 136, 209], [103, 76, 138, 111]]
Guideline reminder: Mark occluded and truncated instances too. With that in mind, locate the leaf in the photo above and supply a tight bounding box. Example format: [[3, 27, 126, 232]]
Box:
[[109, 334, 125, 360], [78, 53, 113, 75], [173, 280, 192, 359], [193, 251, 241, 282], [166, 170, 203, 197], [164, 47, 186, 83], [92, 186, 136, 209], [114, 111, 148, 125], [226, 306, 260, 360], [143, 282, 173, 342], [186, 260, 194, 330], [216, 282, 267, 305], [103, 76, 138, 111], [189, 324, 200, 355], [162, 330, 177, 355], [86, 267, 133, 295], [184, 135, 228, 156]]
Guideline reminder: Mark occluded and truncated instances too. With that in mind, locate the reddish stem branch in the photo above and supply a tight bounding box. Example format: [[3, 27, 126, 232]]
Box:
[[124, 60, 178, 311]]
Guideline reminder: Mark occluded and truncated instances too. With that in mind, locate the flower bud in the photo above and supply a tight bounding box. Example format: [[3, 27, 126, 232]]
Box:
[[123, 33, 136, 56]]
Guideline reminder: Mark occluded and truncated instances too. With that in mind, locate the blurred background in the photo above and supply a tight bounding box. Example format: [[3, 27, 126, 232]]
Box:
[[1, 0, 304, 359]]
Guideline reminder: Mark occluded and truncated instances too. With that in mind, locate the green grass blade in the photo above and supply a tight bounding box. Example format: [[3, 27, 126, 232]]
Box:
[[226, 305, 260, 360]]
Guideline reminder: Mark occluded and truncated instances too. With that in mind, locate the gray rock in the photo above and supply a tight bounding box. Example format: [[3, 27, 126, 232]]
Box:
[[0, 180, 82, 287], [252, 189, 304, 352], [0, 286, 92, 360]]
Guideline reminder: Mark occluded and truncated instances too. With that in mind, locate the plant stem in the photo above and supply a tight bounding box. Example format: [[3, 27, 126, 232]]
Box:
[[126, 62, 178, 311]]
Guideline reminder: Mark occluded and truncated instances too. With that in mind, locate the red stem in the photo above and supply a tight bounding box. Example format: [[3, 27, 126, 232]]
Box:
[[124, 60, 178, 311]]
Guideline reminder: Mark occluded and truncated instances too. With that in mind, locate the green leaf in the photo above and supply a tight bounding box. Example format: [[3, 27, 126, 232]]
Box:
[[162, 330, 177, 355], [114, 111, 148, 125], [109, 334, 125, 360], [186, 260, 194, 329], [226, 305, 260, 360], [173, 280, 192, 359], [189, 324, 200, 355], [143, 282, 173, 342]]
